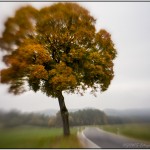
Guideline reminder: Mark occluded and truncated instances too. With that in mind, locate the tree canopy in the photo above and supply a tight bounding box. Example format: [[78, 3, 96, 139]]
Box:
[[0, 3, 116, 97]]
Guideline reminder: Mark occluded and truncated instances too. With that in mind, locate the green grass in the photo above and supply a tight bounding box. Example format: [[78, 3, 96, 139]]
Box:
[[99, 123, 150, 143], [0, 126, 82, 148]]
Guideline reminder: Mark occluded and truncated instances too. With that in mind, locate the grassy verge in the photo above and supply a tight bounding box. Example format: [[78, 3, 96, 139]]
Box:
[[99, 123, 150, 143], [0, 126, 82, 148]]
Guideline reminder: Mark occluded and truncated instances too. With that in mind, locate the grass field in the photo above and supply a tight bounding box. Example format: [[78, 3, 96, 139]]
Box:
[[99, 123, 150, 143], [0, 126, 82, 148]]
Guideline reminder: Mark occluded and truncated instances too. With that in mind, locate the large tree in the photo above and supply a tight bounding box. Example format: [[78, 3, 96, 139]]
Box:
[[0, 3, 117, 136]]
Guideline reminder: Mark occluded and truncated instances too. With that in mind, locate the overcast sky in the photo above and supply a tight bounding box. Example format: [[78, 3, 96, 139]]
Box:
[[0, 2, 150, 112]]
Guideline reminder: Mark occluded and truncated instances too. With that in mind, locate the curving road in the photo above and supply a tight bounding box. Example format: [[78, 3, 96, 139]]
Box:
[[82, 127, 149, 148]]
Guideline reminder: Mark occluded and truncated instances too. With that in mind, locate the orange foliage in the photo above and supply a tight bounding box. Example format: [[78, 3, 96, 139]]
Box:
[[29, 65, 48, 80], [0, 3, 117, 96], [49, 62, 77, 91]]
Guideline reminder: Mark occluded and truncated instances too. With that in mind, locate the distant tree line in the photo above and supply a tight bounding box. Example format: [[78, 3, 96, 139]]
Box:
[[0, 108, 150, 128], [70, 109, 107, 126], [48, 108, 150, 127], [0, 110, 49, 128], [48, 109, 108, 127]]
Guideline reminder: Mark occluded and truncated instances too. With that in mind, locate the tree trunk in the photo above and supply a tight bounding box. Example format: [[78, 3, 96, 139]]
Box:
[[57, 90, 70, 136]]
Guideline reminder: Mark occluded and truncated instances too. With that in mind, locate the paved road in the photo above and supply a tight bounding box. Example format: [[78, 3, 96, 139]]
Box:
[[83, 127, 149, 148]]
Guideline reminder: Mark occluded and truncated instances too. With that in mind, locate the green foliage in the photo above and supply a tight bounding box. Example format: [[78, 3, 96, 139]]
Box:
[[69, 109, 107, 126], [0, 2, 117, 97], [0, 110, 49, 128], [49, 108, 150, 127], [48, 109, 108, 127]]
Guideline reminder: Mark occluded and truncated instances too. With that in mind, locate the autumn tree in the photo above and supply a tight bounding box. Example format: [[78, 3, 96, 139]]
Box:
[[0, 3, 117, 136]]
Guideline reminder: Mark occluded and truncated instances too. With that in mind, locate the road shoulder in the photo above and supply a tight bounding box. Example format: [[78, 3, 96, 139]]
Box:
[[77, 129, 100, 148]]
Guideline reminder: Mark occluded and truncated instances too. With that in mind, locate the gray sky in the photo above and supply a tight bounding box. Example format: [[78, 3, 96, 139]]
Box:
[[0, 2, 150, 112]]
